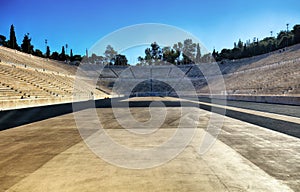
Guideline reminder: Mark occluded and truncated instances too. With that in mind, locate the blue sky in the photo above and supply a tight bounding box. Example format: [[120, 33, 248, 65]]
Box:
[[1, 0, 300, 63]]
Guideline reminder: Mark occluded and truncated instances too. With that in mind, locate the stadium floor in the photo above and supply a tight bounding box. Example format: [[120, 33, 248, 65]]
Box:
[[0, 97, 299, 191]]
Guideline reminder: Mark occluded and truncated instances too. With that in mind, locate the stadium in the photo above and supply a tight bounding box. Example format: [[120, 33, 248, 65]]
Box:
[[1, 1, 300, 192]]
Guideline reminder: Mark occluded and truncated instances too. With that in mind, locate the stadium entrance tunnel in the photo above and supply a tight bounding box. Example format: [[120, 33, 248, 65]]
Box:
[[130, 79, 178, 97]]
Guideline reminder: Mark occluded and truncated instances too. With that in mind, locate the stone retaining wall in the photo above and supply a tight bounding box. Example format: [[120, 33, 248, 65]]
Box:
[[205, 95, 300, 105]]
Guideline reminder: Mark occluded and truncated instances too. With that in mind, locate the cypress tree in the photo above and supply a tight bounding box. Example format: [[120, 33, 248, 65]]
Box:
[[59, 46, 66, 61], [9, 24, 18, 50], [70, 49, 73, 61], [195, 43, 201, 63], [21, 33, 33, 54], [46, 46, 51, 58]]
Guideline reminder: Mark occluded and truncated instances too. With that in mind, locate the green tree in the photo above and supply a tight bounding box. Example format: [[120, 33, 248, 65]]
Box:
[[21, 33, 34, 54], [237, 39, 243, 49], [150, 42, 162, 61], [162, 46, 180, 64], [8, 24, 19, 50], [141, 42, 163, 65], [182, 39, 196, 64], [46, 46, 51, 58], [114, 54, 128, 65], [231, 47, 241, 59], [50, 51, 59, 60], [277, 31, 293, 48], [137, 56, 145, 65], [144, 48, 151, 61], [137, 56, 143, 62], [0, 35, 7, 46], [59, 46, 66, 61], [33, 49, 44, 57], [212, 49, 218, 60], [104, 45, 117, 64], [173, 42, 183, 52], [292, 25, 300, 44], [241, 44, 250, 58], [70, 49, 73, 61], [219, 48, 231, 60], [195, 43, 201, 63]]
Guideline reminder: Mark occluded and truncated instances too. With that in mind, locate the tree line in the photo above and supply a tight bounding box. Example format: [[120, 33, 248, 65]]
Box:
[[83, 45, 129, 66], [213, 24, 300, 61], [137, 39, 212, 65], [136, 24, 300, 64], [86, 39, 211, 66], [1, 23, 300, 65], [0, 24, 82, 63]]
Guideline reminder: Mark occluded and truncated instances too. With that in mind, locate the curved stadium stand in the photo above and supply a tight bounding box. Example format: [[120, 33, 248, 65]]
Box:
[[0, 46, 108, 110]]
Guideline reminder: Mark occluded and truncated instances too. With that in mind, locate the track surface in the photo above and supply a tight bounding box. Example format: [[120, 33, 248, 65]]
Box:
[[0, 97, 299, 191]]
